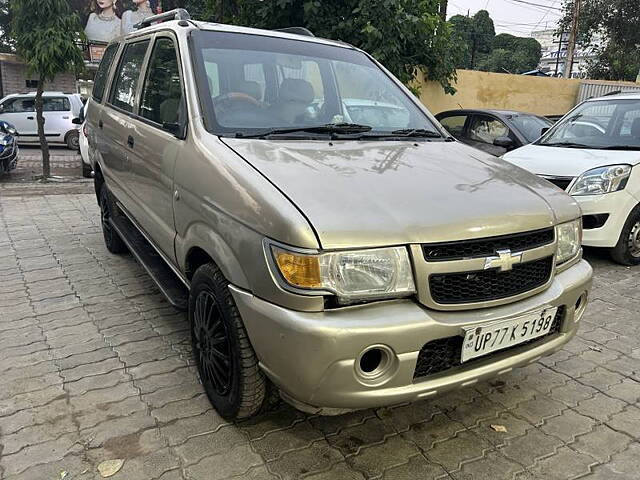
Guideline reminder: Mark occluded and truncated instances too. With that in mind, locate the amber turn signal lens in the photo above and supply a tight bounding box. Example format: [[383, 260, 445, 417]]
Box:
[[274, 251, 321, 288]]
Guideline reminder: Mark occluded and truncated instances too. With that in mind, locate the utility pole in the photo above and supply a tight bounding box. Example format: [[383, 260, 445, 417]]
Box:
[[554, 27, 566, 76], [564, 0, 581, 79], [439, 0, 448, 21]]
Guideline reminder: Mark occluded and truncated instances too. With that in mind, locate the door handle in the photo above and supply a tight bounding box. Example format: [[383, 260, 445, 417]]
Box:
[[27, 116, 34, 120], [127, 135, 134, 148], [98, 120, 103, 129]]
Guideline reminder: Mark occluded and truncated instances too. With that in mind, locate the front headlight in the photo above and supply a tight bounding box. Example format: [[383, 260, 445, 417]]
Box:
[[569, 165, 631, 196], [556, 219, 582, 264], [270, 243, 416, 304]]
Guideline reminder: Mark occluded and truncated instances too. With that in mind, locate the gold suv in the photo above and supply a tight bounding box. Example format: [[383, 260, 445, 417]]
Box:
[[85, 9, 593, 419]]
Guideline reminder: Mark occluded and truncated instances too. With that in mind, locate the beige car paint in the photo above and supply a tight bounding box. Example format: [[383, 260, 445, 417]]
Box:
[[87, 19, 593, 413]]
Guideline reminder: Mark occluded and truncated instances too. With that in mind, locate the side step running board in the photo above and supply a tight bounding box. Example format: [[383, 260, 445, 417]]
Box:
[[110, 212, 189, 310]]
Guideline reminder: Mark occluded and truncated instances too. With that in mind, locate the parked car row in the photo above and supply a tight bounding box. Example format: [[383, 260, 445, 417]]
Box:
[[0, 92, 83, 150], [83, 9, 592, 420]]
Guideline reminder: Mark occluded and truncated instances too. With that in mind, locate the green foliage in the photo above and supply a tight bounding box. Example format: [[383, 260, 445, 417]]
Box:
[[172, 0, 463, 94], [481, 34, 542, 74], [10, 0, 85, 82], [449, 10, 495, 69], [561, 0, 640, 81], [450, 11, 541, 74], [0, 1, 13, 53]]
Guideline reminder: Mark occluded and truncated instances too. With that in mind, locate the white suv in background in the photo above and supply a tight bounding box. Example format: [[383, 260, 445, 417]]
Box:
[[504, 92, 640, 265], [0, 92, 84, 149]]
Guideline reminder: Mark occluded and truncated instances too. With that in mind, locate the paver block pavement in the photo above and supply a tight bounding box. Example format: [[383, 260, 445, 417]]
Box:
[[1, 192, 640, 479]]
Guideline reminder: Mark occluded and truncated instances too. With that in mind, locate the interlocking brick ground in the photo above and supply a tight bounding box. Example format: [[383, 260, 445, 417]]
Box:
[[1, 170, 640, 478]]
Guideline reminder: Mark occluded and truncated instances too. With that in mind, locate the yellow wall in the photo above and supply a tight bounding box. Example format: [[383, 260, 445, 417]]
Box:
[[418, 69, 583, 116]]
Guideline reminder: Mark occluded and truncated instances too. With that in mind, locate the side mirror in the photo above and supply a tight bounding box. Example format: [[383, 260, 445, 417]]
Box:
[[71, 117, 82, 125], [493, 136, 514, 148], [541, 127, 550, 136]]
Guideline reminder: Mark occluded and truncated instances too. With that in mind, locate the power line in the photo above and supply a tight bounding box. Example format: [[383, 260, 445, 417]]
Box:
[[504, 0, 562, 11]]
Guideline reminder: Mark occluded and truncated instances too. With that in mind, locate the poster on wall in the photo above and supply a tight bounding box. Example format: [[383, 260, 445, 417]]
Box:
[[76, 1, 162, 45]]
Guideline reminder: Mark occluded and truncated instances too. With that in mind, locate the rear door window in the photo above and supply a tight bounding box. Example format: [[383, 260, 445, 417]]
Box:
[[109, 40, 150, 113], [2, 97, 35, 113], [468, 115, 511, 144], [92, 43, 119, 102]]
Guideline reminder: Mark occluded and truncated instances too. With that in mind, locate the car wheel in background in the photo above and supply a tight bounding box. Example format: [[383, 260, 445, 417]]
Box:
[[610, 205, 640, 266], [189, 263, 267, 420], [99, 184, 128, 254], [66, 130, 80, 150]]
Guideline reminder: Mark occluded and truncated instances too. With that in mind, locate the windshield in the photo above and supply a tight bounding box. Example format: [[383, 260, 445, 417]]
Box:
[[538, 98, 640, 149], [191, 31, 441, 138], [508, 114, 552, 143]]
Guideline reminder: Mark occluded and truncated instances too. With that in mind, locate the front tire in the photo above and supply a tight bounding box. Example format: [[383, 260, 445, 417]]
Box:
[[99, 184, 128, 254], [189, 263, 266, 420], [610, 206, 640, 266]]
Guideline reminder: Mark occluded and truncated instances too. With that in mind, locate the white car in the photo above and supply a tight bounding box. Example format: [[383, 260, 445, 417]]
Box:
[[0, 92, 84, 149], [504, 92, 640, 265], [77, 103, 92, 178]]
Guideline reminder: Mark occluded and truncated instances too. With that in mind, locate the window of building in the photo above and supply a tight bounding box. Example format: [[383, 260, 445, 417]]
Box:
[[25, 79, 39, 89]]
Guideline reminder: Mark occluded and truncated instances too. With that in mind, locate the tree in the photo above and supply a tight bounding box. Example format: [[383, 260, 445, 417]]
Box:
[[561, 0, 640, 81], [480, 34, 542, 73], [172, 0, 463, 93], [450, 10, 495, 69], [10, 0, 85, 179], [0, 1, 13, 53]]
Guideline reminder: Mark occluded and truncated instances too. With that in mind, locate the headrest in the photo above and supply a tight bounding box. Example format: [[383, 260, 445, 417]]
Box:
[[278, 79, 314, 104]]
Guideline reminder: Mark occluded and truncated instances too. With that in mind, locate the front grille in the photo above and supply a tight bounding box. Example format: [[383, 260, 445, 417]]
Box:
[[413, 307, 565, 379], [429, 256, 554, 305], [423, 228, 554, 262], [543, 176, 574, 191]]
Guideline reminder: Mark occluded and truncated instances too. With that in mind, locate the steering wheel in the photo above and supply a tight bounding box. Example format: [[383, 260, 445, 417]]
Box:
[[212, 93, 262, 114]]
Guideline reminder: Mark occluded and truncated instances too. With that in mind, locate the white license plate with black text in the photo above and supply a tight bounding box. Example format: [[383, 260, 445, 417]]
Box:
[[461, 307, 558, 363]]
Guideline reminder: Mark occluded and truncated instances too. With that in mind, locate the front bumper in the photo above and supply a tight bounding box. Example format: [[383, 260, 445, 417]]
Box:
[[231, 260, 593, 413], [576, 190, 638, 248]]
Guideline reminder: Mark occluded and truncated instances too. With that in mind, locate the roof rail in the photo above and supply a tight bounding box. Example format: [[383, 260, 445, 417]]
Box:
[[274, 26, 314, 37], [134, 8, 191, 30], [602, 90, 622, 97]]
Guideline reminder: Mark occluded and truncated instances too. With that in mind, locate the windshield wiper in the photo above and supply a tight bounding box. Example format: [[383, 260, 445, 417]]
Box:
[[389, 128, 442, 138], [233, 123, 372, 139], [540, 141, 595, 149], [599, 145, 640, 151]]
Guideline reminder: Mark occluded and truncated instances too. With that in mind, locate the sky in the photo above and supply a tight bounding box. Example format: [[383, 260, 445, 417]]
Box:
[[447, 0, 564, 37]]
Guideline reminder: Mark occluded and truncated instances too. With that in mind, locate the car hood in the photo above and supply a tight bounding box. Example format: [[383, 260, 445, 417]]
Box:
[[503, 144, 640, 177], [224, 138, 580, 249]]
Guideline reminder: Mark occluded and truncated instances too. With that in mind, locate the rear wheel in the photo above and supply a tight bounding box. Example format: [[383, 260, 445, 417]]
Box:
[[610, 206, 640, 266], [99, 184, 127, 254], [189, 263, 266, 420], [66, 130, 80, 150]]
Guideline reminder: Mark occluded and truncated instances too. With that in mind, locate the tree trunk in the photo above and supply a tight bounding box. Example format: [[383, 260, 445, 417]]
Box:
[[35, 81, 50, 179]]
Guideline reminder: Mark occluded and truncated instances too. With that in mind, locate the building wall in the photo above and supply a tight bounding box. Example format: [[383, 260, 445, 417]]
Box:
[[418, 69, 583, 116], [0, 62, 77, 97]]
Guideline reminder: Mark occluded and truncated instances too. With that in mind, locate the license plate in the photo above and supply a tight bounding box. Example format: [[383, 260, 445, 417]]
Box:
[[461, 307, 558, 363]]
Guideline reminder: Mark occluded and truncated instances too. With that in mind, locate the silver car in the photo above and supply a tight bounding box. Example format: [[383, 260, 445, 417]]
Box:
[[87, 9, 593, 420], [0, 92, 84, 149]]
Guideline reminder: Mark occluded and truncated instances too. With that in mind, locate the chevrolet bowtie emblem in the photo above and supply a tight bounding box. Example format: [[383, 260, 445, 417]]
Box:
[[484, 249, 523, 272]]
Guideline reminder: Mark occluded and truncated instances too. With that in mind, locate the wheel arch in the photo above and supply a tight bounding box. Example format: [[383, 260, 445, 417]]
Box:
[[179, 225, 250, 289]]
